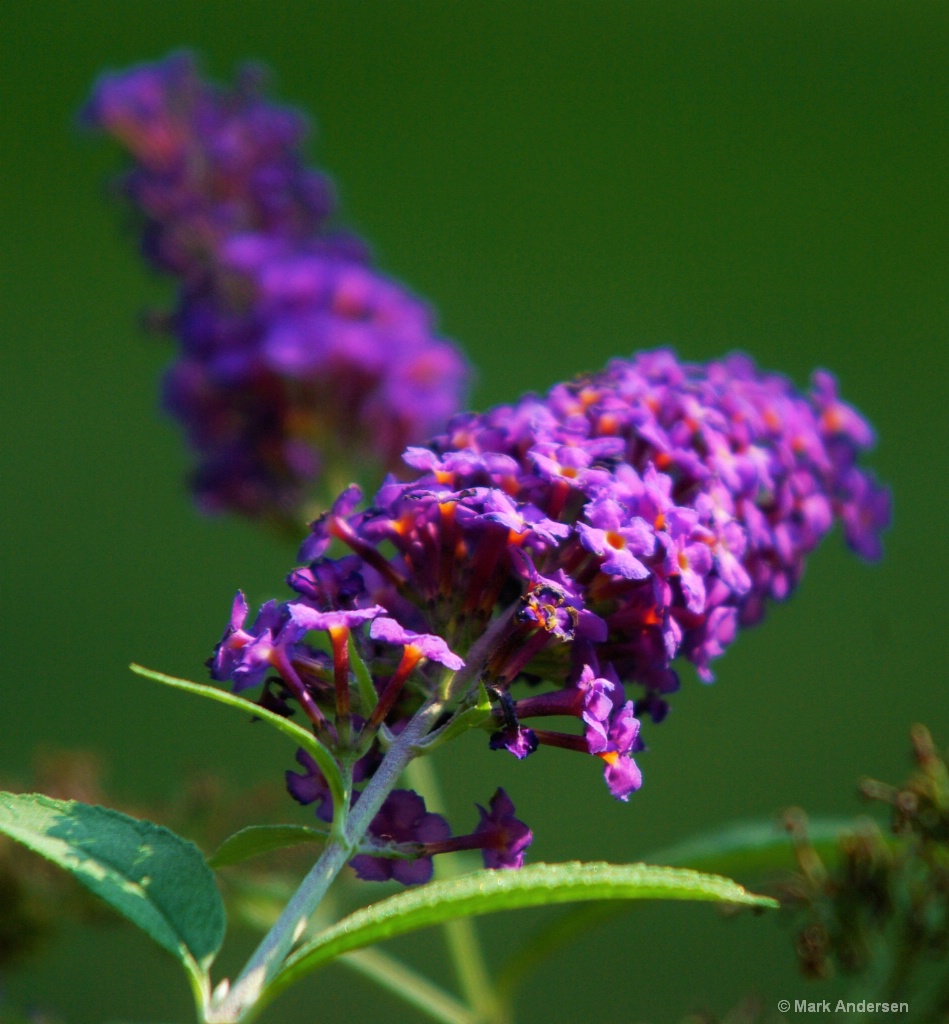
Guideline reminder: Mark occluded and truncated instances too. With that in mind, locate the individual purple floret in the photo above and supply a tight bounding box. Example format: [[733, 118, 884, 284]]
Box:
[[369, 619, 465, 671], [503, 663, 643, 799], [589, 699, 643, 802], [209, 591, 304, 694], [84, 52, 469, 523], [472, 789, 534, 869], [418, 788, 534, 871], [489, 722, 540, 760], [285, 748, 335, 823], [211, 348, 889, 866], [577, 498, 654, 580]]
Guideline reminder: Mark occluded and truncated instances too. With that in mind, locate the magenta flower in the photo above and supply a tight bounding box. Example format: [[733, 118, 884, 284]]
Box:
[[288, 604, 386, 634], [576, 665, 623, 749], [586, 688, 643, 802], [209, 592, 303, 693], [839, 468, 892, 562], [660, 512, 714, 615], [489, 723, 539, 760]]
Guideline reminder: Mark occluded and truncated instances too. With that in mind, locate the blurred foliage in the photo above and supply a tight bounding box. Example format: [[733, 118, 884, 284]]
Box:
[[780, 726, 949, 1020]]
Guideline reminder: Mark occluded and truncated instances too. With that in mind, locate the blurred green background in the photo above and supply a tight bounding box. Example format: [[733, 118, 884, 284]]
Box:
[[2, 2, 948, 1021]]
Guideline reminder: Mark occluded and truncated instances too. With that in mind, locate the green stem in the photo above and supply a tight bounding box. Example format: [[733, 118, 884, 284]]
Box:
[[443, 605, 517, 703], [226, 856, 480, 1024], [404, 756, 509, 1024], [340, 948, 479, 1024], [208, 700, 443, 1023]]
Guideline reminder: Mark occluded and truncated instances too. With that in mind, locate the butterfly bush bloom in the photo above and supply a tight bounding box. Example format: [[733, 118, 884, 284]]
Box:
[[83, 52, 470, 523], [210, 350, 888, 881]]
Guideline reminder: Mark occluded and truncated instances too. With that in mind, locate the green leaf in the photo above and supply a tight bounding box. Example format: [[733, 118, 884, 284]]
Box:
[[209, 824, 328, 868], [0, 792, 225, 1003], [263, 861, 776, 1006], [130, 663, 344, 811], [495, 816, 858, 1002], [642, 816, 858, 876]]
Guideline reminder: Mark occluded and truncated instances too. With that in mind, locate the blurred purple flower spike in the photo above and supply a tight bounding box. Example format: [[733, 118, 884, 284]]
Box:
[[85, 52, 470, 523]]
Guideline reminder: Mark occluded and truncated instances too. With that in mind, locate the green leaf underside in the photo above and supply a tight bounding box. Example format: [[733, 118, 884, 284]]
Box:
[[209, 824, 327, 868], [129, 663, 344, 809], [0, 792, 225, 972], [643, 817, 859, 876], [267, 861, 776, 1000]]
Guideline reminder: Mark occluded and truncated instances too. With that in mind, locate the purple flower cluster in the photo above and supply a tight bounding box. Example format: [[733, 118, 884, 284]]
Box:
[[211, 586, 532, 882], [84, 53, 469, 521], [210, 349, 888, 879], [420, 350, 889, 694]]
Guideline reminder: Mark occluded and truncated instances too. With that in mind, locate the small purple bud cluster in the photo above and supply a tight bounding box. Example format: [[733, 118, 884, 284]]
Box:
[[348, 788, 532, 885], [83, 52, 469, 521], [211, 349, 888, 878]]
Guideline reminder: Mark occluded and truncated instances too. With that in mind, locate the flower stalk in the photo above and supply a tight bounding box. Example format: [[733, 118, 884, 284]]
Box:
[[404, 755, 509, 1024], [208, 699, 443, 1023]]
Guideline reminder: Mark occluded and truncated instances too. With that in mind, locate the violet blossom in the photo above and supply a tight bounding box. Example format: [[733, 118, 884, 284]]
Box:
[[84, 52, 469, 523], [210, 348, 889, 882], [473, 789, 534, 870]]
